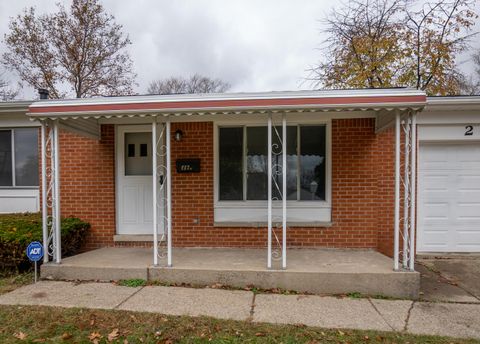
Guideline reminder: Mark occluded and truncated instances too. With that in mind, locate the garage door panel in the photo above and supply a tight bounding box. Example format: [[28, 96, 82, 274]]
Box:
[[422, 202, 449, 220], [418, 143, 480, 253], [457, 175, 480, 190], [456, 203, 480, 220], [422, 174, 449, 190]]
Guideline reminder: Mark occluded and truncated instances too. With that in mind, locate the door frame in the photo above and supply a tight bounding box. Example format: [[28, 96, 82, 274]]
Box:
[[115, 124, 153, 235]]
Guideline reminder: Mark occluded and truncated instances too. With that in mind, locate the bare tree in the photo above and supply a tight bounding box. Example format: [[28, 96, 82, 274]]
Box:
[[0, 72, 18, 101], [2, 0, 136, 98], [309, 0, 478, 95], [404, 0, 478, 95], [147, 74, 231, 95], [459, 49, 480, 95]]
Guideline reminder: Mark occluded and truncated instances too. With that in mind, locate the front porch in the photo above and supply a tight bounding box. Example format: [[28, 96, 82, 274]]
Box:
[[40, 247, 420, 299]]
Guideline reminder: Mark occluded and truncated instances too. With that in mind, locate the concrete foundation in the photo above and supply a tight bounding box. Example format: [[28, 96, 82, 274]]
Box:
[[41, 247, 420, 299]]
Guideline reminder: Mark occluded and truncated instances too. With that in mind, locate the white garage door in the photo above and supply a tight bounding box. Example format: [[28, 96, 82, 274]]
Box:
[[418, 143, 480, 253]]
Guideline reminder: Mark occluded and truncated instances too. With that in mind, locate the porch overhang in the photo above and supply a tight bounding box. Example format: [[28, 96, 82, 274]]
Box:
[[27, 88, 426, 120]]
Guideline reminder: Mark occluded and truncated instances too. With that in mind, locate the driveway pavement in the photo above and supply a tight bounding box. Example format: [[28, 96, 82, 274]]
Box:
[[418, 256, 480, 303], [1, 280, 480, 340]]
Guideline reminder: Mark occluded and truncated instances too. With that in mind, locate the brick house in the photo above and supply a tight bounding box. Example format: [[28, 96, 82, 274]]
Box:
[[1, 89, 479, 286]]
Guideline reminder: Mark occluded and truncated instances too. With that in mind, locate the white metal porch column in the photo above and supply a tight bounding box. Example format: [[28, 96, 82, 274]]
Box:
[[41, 120, 62, 264], [152, 116, 172, 267], [267, 113, 287, 269], [393, 111, 417, 271]]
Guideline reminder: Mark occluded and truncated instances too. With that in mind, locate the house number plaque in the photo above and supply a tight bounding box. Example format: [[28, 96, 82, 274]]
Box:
[[176, 159, 201, 173]]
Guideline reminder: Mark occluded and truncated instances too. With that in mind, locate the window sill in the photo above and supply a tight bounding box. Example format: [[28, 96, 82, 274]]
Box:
[[214, 221, 333, 228], [114, 234, 153, 242], [214, 204, 331, 223]]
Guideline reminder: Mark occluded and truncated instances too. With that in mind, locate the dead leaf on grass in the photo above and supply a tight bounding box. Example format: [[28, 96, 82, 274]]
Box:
[[62, 332, 72, 340], [88, 331, 102, 343], [13, 332, 27, 340], [108, 328, 120, 341]]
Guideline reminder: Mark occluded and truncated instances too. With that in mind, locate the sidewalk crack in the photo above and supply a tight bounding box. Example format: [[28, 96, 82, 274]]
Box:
[[403, 300, 415, 332], [114, 285, 145, 310], [367, 298, 395, 331], [246, 293, 256, 322]]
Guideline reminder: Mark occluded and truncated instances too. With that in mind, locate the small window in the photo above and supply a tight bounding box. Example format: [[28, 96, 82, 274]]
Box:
[[125, 132, 152, 176], [127, 144, 135, 157], [140, 143, 148, 157]]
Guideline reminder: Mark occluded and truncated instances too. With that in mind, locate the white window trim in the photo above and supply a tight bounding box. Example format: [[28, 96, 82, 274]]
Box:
[[0, 127, 40, 189], [213, 117, 332, 224]]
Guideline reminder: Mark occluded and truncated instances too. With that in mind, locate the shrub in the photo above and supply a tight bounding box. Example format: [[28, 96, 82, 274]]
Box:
[[0, 213, 90, 271]]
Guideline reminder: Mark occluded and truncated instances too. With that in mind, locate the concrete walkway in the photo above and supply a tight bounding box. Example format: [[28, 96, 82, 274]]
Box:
[[1, 281, 480, 340]]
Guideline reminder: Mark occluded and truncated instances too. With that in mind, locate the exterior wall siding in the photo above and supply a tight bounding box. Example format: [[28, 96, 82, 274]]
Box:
[[57, 119, 396, 255]]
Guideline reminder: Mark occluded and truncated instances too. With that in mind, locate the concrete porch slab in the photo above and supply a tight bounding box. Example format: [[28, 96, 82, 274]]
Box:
[[41, 247, 420, 299]]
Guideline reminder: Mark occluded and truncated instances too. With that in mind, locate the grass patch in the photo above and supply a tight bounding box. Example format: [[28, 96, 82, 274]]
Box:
[[0, 271, 33, 295], [118, 279, 146, 287], [0, 304, 478, 343], [347, 292, 363, 299]]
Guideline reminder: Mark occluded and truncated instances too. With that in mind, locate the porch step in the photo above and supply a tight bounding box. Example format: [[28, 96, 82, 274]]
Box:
[[41, 247, 420, 299]]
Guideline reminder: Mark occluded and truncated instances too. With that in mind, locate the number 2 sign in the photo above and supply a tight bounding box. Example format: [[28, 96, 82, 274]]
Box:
[[465, 125, 474, 136]]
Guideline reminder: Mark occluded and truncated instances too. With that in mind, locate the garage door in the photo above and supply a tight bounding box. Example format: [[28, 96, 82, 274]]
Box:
[[418, 143, 480, 252]]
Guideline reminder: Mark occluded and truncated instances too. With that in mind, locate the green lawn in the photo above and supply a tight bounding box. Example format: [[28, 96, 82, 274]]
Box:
[[0, 271, 33, 295], [0, 274, 479, 343]]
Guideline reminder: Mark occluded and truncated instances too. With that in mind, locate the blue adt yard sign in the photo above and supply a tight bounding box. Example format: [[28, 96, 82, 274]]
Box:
[[26, 241, 44, 262], [26, 241, 43, 283]]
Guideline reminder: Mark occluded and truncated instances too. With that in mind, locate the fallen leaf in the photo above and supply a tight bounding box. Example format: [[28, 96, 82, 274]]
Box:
[[255, 332, 266, 337], [338, 330, 345, 336], [88, 331, 102, 343], [108, 328, 119, 341], [62, 332, 72, 340], [13, 332, 27, 340]]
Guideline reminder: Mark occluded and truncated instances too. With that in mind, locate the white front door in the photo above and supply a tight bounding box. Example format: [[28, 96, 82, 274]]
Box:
[[418, 143, 480, 252], [117, 125, 160, 235]]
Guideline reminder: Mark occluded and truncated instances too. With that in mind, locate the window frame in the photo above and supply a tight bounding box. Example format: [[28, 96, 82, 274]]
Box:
[[214, 118, 332, 213], [0, 127, 39, 189]]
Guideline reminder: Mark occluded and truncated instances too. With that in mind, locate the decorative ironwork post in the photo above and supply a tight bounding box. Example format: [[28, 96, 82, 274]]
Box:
[[395, 111, 418, 271], [41, 120, 61, 264], [267, 113, 288, 269], [152, 117, 171, 266]]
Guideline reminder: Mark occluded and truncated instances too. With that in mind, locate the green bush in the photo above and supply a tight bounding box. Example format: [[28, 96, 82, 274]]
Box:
[[0, 213, 90, 271]]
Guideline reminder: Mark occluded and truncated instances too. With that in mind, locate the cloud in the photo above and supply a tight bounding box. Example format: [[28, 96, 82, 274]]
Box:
[[0, 0, 478, 99]]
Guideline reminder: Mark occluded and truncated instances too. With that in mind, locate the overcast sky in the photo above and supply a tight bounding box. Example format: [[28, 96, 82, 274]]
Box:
[[0, 0, 479, 99]]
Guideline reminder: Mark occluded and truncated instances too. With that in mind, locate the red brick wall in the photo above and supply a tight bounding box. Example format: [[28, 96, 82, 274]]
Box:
[[57, 120, 396, 255], [59, 125, 115, 249], [168, 119, 394, 252]]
